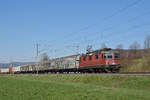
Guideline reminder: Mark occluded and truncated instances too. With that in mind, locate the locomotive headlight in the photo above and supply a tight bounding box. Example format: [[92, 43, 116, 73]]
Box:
[[112, 61, 116, 65], [112, 63, 116, 65]]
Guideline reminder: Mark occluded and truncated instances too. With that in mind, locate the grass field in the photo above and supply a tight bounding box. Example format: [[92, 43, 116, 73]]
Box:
[[0, 74, 150, 100]]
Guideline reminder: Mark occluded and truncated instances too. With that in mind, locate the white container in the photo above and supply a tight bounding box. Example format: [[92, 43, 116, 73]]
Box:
[[1, 68, 9, 73], [12, 66, 21, 72]]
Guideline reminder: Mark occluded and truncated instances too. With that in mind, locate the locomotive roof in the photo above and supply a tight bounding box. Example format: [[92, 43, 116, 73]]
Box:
[[82, 48, 118, 56]]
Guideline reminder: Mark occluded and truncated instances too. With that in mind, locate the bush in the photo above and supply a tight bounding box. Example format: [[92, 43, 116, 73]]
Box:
[[121, 49, 150, 72]]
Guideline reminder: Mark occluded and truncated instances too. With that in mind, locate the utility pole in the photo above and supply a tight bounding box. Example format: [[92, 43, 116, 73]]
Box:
[[76, 45, 80, 55], [75, 45, 80, 69], [36, 44, 40, 75]]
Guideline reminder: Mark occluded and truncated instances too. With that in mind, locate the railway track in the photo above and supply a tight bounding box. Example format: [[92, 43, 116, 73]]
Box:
[[44, 72, 150, 76], [93, 73, 150, 76], [80, 72, 150, 76], [64, 72, 150, 76], [1, 72, 150, 76], [117, 72, 150, 76]]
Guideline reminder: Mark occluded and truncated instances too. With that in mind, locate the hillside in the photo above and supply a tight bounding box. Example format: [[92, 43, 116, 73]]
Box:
[[120, 49, 150, 72]]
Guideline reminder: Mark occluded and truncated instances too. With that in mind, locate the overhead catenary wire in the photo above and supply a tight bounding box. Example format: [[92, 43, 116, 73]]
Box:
[[40, 0, 145, 57], [73, 0, 142, 33], [104, 31, 150, 49], [92, 10, 150, 36], [95, 23, 150, 49], [79, 10, 150, 49], [63, 0, 143, 42], [59, 0, 144, 53], [76, 19, 150, 50]]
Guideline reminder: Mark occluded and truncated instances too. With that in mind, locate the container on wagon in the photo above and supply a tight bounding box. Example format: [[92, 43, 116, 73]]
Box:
[[1, 68, 9, 73], [54, 55, 80, 69], [12, 66, 21, 72]]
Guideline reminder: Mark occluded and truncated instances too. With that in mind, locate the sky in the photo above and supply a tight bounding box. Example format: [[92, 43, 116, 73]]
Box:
[[0, 0, 150, 63]]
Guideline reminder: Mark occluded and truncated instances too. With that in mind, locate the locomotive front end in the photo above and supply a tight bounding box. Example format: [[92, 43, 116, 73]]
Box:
[[103, 51, 121, 72], [104, 51, 120, 65]]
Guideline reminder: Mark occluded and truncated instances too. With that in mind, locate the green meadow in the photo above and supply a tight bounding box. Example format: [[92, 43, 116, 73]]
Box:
[[0, 74, 150, 100]]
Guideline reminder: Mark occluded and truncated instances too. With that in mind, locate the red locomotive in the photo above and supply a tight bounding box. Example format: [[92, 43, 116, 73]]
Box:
[[79, 48, 121, 73]]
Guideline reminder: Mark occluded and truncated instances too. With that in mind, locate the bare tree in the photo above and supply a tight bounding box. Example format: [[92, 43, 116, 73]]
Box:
[[116, 44, 123, 56], [101, 43, 107, 49], [144, 35, 150, 49], [129, 41, 140, 56], [129, 41, 140, 50], [86, 45, 93, 53], [116, 44, 123, 50]]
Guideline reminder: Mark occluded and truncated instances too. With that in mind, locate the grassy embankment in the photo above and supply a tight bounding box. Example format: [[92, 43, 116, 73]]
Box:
[[121, 49, 150, 72], [0, 74, 150, 100]]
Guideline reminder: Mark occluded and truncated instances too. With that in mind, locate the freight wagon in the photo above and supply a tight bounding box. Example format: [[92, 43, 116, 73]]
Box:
[[12, 66, 21, 73], [38, 55, 80, 73], [20, 64, 36, 72]]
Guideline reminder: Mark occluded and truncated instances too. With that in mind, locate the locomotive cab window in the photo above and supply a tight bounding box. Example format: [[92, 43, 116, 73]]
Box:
[[108, 55, 112, 59], [104, 53, 113, 59], [114, 53, 120, 59], [89, 56, 92, 60], [95, 55, 98, 59]]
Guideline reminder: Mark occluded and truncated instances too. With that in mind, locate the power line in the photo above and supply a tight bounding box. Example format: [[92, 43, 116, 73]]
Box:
[[75, 0, 142, 32], [76, 20, 150, 50], [94, 10, 150, 35], [61, 0, 143, 50], [96, 23, 150, 48], [47, 0, 144, 55], [80, 10, 150, 48], [65, 0, 142, 39], [105, 31, 150, 49]]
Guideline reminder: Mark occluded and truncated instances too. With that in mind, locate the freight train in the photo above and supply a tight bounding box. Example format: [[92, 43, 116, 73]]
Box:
[[0, 48, 121, 74]]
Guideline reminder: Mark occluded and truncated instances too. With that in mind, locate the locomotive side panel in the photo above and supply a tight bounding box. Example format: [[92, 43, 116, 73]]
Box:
[[79, 53, 105, 67]]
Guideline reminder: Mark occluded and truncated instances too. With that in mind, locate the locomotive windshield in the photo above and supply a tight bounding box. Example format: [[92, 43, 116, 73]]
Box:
[[104, 53, 112, 59], [114, 53, 120, 59], [104, 52, 120, 59]]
